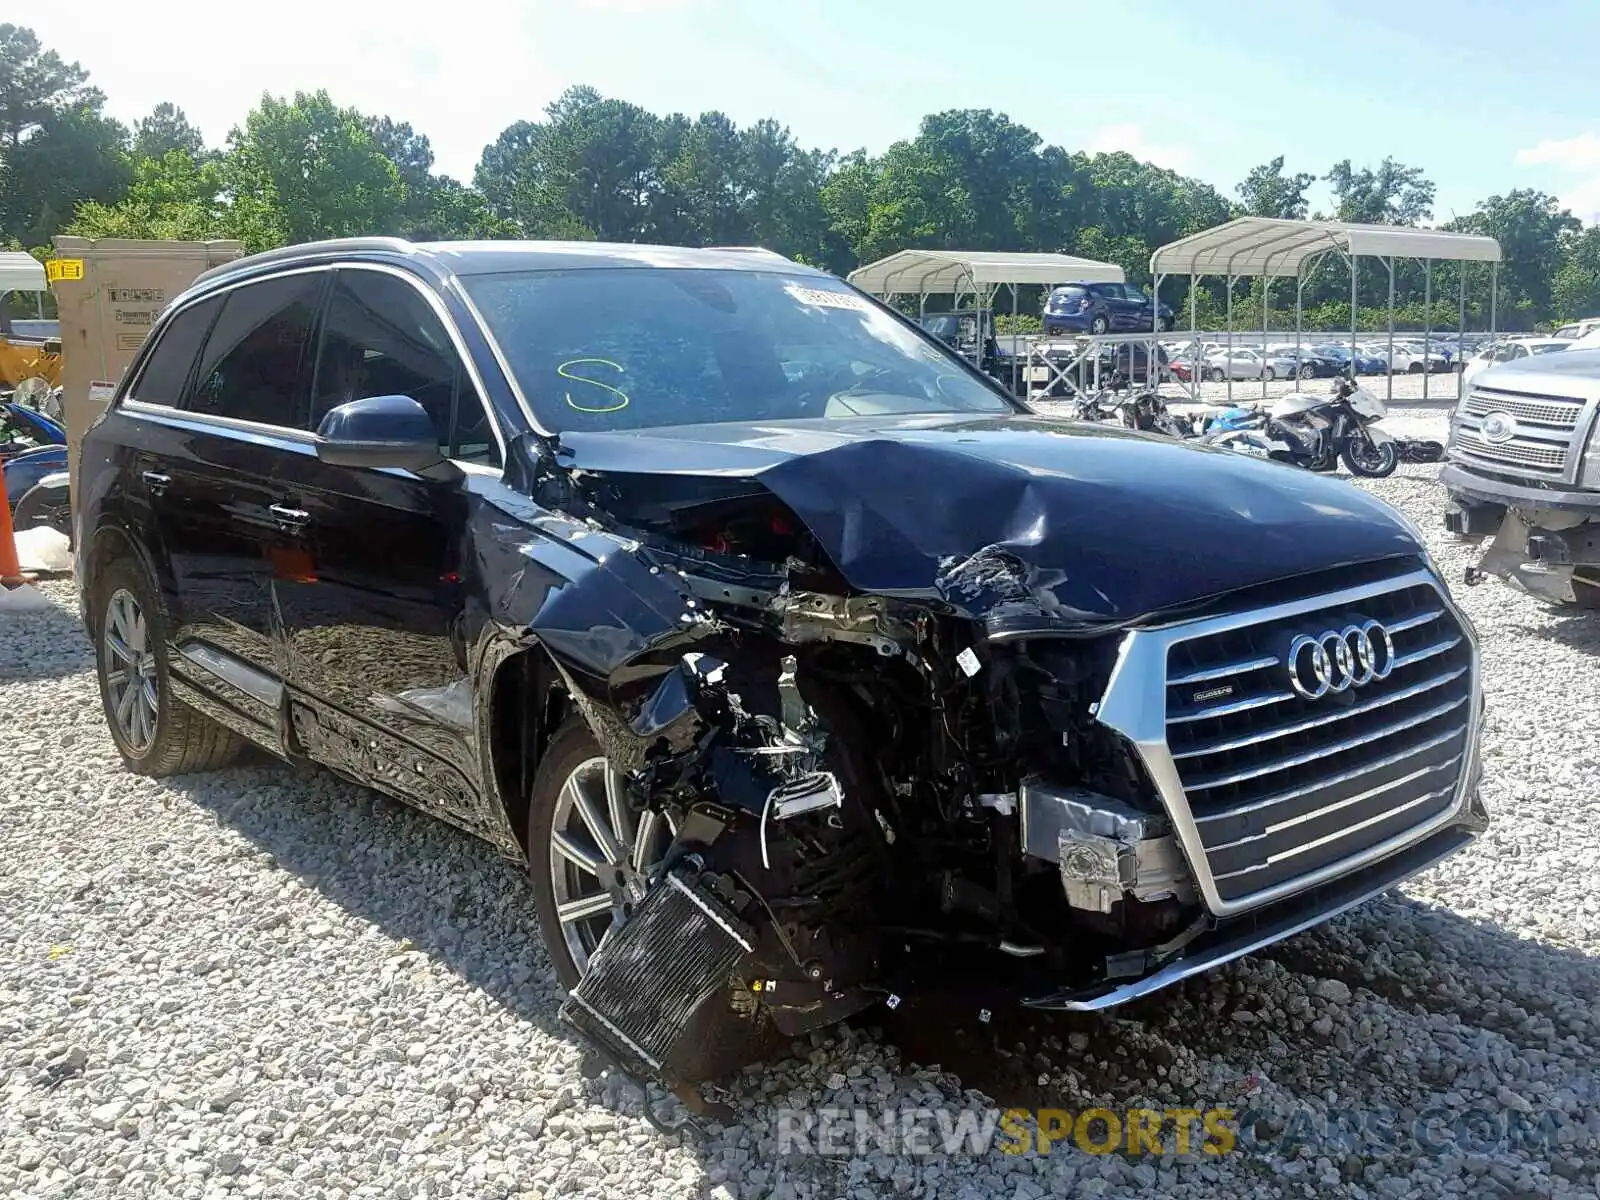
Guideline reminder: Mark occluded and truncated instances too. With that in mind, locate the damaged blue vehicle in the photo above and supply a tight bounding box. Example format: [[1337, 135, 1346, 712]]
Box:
[[75, 238, 1487, 1108]]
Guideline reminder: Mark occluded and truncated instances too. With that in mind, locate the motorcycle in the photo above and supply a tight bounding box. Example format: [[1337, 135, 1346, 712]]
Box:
[[1116, 388, 1194, 438], [1197, 373, 1399, 477]]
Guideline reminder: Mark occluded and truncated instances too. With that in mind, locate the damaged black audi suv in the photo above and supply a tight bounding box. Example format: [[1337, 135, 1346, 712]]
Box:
[[76, 238, 1487, 1093]]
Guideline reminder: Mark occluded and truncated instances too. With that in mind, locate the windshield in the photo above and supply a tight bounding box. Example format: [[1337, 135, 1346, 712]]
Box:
[[462, 268, 1015, 432], [1531, 342, 1570, 355]]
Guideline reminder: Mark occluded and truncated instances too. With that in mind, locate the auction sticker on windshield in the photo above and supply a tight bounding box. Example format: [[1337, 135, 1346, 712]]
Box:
[[785, 284, 873, 311]]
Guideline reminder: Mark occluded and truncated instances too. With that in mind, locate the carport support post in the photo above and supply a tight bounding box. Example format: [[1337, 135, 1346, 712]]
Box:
[[1350, 254, 1359, 367], [1490, 263, 1498, 339], [1225, 274, 1235, 405], [1189, 273, 1199, 400], [1423, 262, 1433, 402], [1386, 257, 1395, 403], [1261, 279, 1270, 401], [1458, 268, 1468, 401], [1295, 272, 1305, 370]]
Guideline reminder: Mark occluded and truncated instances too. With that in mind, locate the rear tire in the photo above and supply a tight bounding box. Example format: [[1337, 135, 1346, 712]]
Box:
[[13, 478, 70, 539], [92, 559, 244, 777]]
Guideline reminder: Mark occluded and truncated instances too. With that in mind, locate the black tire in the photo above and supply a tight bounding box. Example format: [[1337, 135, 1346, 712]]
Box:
[[1298, 364, 1315, 380], [527, 716, 618, 991], [1341, 438, 1399, 478], [1090, 315, 1110, 334], [1265, 366, 1277, 381], [1408, 361, 1425, 374], [1209, 367, 1226, 383], [526, 714, 782, 1083], [92, 558, 244, 777], [12, 478, 70, 539], [1159, 315, 1174, 331]]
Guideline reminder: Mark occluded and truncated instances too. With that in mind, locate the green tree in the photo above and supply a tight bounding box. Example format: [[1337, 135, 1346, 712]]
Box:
[[1447, 190, 1578, 319], [1, 104, 130, 244], [133, 102, 206, 161], [0, 23, 94, 150], [225, 90, 404, 244], [1236, 156, 1315, 219], [1325, 158, 1435, 225]]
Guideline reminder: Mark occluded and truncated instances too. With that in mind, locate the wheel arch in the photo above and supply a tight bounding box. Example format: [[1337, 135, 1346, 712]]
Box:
[[480, 637, 572, 856], [82, 521, 170, 628]]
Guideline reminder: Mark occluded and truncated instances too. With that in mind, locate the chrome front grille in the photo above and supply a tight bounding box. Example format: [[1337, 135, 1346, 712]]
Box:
[[1462, 389, 1583, 428], [1451, 387, 1587, 479], [1452, 430, 1567, 472], [1093, 567, 1480, 917]]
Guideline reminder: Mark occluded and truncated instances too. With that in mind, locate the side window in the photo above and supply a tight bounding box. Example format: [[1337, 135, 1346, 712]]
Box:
[[185, 275, 323, 428], [126, 296, 223, 407], [312, 271, 501, 466]]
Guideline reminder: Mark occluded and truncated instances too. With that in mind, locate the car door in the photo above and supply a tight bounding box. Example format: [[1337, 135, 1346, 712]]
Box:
[[132, 271, 325, 741], [271, 267, 500, 826]]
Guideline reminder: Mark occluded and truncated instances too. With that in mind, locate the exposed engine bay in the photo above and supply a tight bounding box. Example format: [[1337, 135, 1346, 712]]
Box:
[[551, 482, 1211, 1102]]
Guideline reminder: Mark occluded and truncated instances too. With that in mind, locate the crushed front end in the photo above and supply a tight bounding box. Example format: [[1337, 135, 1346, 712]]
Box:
[[548, 531, 1486, 1093]]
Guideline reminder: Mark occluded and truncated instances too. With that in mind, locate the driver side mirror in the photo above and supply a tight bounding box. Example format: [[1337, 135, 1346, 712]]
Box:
[[313, 395, 461, 482]]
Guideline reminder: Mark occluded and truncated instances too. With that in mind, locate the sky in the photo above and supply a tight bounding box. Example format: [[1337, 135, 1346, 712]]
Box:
[[24, 0, 1600, 224]]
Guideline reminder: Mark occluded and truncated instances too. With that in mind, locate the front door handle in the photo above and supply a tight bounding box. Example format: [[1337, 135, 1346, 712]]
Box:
[[142, 471, 170, 497], [269, 503, 310, 532]]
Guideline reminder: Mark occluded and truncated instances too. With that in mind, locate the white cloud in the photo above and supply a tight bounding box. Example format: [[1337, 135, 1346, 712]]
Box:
[[1516, 132, 1600, 171], [1515, 132, 1600, 223], [1084, 123, 1195, 173]]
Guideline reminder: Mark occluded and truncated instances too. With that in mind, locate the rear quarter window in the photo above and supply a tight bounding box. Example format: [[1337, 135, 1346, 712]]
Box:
[[126, 297, 223, 407]]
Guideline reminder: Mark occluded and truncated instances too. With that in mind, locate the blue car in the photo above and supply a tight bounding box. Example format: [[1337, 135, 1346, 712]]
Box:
[[1043, 281, 1174, 335]]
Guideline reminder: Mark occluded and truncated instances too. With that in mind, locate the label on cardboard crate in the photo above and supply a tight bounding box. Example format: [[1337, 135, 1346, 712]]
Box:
[[115, 333, 147, 352], [45, 258, 84, 282], [89, 381, 117, 403]]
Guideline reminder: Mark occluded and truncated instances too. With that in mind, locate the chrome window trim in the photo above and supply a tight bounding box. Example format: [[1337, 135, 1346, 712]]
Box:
[[122, 260, 508, 472], [1092, 566, 1482, 918]]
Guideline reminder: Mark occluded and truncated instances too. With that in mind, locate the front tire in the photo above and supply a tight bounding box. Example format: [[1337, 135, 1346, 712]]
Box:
[[1298, 364, 1315, 380], [1090, 315, 1110, 335], [1208, 367, 1226, 383], [527, 716, 669, 989], [1341, 438, 1399, 477], [92, 559, 244, 776]]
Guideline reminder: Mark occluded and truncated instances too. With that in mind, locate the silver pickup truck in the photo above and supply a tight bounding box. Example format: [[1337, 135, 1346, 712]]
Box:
[[1443, 347, 1600, 606]]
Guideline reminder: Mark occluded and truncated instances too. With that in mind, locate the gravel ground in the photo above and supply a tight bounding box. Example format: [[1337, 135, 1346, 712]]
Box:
[[3, 408, 1598, 1200]]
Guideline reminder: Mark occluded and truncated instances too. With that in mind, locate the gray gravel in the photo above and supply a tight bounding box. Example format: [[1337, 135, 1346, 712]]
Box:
[[2, 409, 1597, 1199]]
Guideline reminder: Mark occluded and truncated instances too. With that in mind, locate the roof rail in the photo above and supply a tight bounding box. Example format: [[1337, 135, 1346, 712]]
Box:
[[192, 237, 418, 287], [705, 245, 788, 256]]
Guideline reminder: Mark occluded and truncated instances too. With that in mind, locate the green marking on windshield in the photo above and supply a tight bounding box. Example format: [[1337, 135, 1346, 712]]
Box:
[[558, 358, 631, 413]]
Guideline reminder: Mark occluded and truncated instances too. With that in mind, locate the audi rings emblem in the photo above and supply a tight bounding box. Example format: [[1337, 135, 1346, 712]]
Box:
[[1286, 620, 1396, 700]]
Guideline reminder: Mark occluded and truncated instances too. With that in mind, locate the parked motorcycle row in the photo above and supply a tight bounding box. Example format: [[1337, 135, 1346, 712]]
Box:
[[1060, 370, 1443, 479], [1, 384, 71, 539]]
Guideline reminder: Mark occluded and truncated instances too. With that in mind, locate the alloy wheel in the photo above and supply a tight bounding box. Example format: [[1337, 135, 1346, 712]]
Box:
[[547, 755, 669, 972], [103, 588, 159, 754]]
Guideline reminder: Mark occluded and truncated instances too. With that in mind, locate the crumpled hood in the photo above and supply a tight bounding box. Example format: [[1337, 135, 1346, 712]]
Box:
[[557, 412, 1423, 631]]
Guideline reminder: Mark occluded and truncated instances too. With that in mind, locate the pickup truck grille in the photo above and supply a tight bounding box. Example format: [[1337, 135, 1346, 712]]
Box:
[[1452, 429, 1566, 472], [1461, 389, 1582, 429], [1092, 565, 1479, 917], [1451, 387, 1584, 478]]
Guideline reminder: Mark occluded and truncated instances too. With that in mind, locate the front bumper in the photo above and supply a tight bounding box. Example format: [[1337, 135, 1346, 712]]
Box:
[[1442, 462, 1600, 516], [1023, 800, 1485, 1010]]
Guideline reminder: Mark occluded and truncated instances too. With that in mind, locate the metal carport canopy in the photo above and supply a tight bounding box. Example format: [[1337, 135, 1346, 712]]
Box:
[[847, 249, 1125, 295], [0, 251, 46, 291], [1149, 216, 1503, 277]]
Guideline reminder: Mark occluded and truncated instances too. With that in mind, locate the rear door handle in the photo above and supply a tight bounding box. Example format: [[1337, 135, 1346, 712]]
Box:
[[269, 503, 310, 532], [142, 471, 170, 497]]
